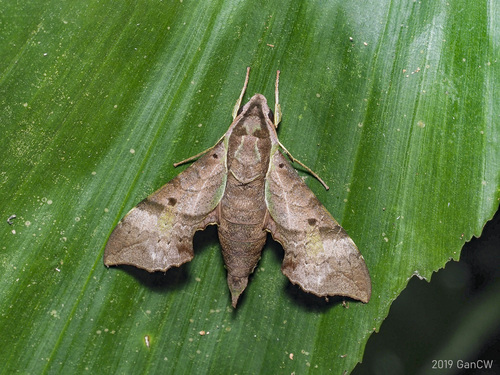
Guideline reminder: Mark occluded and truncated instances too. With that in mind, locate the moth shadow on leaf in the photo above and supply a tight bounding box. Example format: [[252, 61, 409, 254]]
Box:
[[115, 264, 189, 294], [284, 283, 353, 313], [110, 226, 220, 294]]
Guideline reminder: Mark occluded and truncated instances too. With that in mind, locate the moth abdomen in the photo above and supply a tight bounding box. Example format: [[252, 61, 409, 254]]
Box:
[[218, 233, 267, 307]]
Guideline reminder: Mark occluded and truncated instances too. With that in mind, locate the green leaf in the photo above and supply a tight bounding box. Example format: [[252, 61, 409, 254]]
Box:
[[0, 1, 498, 374]]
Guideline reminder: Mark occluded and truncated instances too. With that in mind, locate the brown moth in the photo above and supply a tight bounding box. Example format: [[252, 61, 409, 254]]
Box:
[[104, 68, 371, 307]]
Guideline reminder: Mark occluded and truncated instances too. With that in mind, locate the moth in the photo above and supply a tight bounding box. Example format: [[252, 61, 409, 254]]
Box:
[[104, 68, 371, 307]]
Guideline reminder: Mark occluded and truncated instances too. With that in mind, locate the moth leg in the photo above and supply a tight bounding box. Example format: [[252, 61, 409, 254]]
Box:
[[278, 142, 330, 190], [232, 66, 251, 119], [174, 130, 230, 167], [173, 146, 214, 167], [274, 70, 282, 128]]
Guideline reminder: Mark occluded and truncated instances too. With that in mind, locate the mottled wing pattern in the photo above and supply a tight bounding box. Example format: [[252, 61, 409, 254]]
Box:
[[104, 141, 227, 272], [265, 151, 371, 303]]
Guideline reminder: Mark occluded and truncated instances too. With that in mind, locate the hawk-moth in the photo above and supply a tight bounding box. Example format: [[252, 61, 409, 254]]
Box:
[[104, 68, 371, 307]]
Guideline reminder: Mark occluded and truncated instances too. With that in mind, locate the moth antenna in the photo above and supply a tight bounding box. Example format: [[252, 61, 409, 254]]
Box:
[[278, 141, 330, 190], [232, 67, 251, 120], [274, 70, 282, 128]]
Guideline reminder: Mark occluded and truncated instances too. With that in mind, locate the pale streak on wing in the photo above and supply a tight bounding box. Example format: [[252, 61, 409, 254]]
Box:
[[189, 175, 218, 212], [273, 160, 293, 229], [104, 140, 227, 272], [265, 151, 371, 303]]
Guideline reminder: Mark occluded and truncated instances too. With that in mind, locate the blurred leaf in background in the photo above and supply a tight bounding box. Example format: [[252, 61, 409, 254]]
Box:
[[0, 0, 498, 374], [354, 210, 500, 375]]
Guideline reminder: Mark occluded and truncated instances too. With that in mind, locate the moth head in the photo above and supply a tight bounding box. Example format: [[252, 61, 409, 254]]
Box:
[[236, 104, 274, 124]]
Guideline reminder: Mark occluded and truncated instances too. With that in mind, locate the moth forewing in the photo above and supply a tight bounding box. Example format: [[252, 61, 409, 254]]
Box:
[[104, 68, 371, 307], [264, 151, 371, 303], [103, 140, 227, 272]]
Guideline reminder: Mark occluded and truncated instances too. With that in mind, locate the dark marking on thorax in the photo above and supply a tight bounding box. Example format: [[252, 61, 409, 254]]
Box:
[[227, 114, 272, 183], [227, 101, 273, 181]]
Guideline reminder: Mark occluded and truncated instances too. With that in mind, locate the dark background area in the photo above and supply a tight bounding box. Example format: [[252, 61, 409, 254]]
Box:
[[354, 208, 500, 375]]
